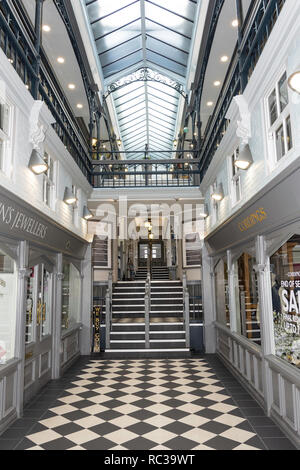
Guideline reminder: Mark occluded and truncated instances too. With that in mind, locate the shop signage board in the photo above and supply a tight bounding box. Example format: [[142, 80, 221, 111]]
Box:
[[0, 186, 87, 259], [206, 156, 300, 253]]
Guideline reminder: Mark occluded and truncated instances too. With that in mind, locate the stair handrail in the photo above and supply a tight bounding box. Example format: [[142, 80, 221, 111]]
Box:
[[145, 275, 151, 349], [183, 271, 187, 290], [183, 286, 190, 349], [105, 271, 113, 349]]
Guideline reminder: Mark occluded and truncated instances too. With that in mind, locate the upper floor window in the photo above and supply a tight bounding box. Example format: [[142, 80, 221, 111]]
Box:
[[71, 185, 79, 226], [43, 152, 55, 209], [210, 181, 219, 225], [229, 148, 241, 205], [267, 71, 293, 163], [0, 100, 12, 173]]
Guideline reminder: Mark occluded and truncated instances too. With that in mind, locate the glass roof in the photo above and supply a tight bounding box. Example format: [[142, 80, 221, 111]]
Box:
[[84, 0, 199, 158]]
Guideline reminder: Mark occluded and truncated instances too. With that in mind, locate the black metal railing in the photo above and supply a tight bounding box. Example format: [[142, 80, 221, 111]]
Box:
[[92, 157, 201, 188], [199, 0, 286, 179], [189, 296, 203, 323], [0, 0, 92, 181]]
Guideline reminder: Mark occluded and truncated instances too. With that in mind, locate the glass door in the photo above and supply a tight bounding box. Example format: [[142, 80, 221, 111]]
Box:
[[24, 263, 53, 403]]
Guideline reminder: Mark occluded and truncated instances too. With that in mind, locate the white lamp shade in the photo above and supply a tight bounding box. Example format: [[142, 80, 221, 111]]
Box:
[[288, 70, 300, 94], [63, 187, 77, 205], [200, 203, 209, 218], [211, 183, 224, 201], [28, 149, 48, 175], [83, 206, 93, 220], [234, 144, 253, 170]]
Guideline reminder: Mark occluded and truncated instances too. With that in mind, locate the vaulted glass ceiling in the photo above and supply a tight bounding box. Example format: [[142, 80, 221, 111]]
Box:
[[84, 0, 199, 159]]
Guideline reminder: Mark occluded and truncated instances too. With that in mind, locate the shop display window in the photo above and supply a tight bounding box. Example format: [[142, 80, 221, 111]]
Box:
[[0, 249, 18, 364], [62, 262, 81, 330], [270, 234, 300, 368], [214, 258, 230, 327], [25, 267, 34, 344], [40, 267, 51, 337], [234, 252, 261, 345]]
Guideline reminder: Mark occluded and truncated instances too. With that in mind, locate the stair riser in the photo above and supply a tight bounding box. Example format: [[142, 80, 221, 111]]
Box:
[[109, 342, 186, 349], [112, 324, 184, 332]]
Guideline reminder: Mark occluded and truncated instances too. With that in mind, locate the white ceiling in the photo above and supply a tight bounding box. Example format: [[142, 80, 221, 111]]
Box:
[[200, 0, 252, 134], [21, 0, 109, 140]]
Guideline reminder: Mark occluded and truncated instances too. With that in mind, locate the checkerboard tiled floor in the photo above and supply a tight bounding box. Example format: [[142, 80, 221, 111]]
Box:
[[0, 356, 296, 450]]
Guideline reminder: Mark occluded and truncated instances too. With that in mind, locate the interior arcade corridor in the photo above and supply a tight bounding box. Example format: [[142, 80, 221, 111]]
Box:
[[0, 0, 299, 453], [0, 356, 296, 451]]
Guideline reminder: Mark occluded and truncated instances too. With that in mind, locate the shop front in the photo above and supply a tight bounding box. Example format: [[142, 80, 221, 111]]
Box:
[[0, 186, 88, 433], [202, 156, 300, 449]]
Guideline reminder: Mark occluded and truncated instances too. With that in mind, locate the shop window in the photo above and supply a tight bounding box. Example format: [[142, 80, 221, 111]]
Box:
[[0, 99, 12, 174], [229, 148, 241, 205], [43, 152, 55, 209], [214, 258, 230, 327], [25, 267, 34, 344], [267, 71, 293, 163], [0, 250, 18, 363], [234, 252, 261, 344], [62, 262, 81, 330], [270, 234, 300, 368]]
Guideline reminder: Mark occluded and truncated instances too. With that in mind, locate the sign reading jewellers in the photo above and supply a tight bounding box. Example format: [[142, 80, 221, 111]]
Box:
[[0, 187, 86, 259], [0, 200, 48, 239]]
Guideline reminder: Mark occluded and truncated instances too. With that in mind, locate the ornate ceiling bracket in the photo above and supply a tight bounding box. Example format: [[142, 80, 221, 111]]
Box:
[[226, 95, 252, 145], [104, 67, 187, 101]]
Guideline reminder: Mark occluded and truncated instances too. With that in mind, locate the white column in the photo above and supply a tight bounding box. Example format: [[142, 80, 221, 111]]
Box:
[[15, 241, 29, 417], [52, 253, 63, 380], [202, 243, 216, 353], [80, 245, 92, 355]]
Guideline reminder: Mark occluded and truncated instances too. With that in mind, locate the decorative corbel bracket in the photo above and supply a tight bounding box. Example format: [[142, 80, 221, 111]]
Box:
[[253, 263, 267, 274], [18, 268, 32, 280], [225, 95, 252, 145], [29, 101, 47, 150]]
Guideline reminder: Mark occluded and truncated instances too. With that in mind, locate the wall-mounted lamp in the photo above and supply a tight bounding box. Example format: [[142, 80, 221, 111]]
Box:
[[63, 187, 77, 205], [28, 149, 48, 175], [148, 233, 154, 240], [288, 69, 300, 94], [200, 204, 209, 218], [234, 144, 253, 170], [145, 221, 151, 229], [211, 183, 224, 202], [83, 206, 93, 220]]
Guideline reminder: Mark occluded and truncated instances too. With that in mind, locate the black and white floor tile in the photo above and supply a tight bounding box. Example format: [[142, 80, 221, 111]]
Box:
[[0, 356, 296, 450]]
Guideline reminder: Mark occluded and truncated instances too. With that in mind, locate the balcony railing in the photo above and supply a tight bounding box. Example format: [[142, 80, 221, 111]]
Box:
[[92, 158, 201, 188], [0, 0, 92, 181], [199, 0, 286, 179]]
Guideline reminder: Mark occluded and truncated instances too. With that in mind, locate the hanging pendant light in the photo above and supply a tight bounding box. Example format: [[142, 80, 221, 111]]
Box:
[[83, 206, 93, 220], [288, 68, 300, 94], [211, 183, 224, 202], [200, 204, 209, 218], [63, 187, 77, 205], [234, 144, 253, 170], [28, 149, 48, 175]]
